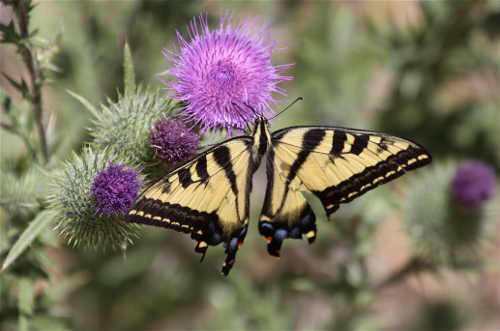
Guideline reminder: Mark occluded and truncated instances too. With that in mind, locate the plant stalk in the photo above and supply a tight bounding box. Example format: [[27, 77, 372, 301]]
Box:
[[15, 0, 49, 164]]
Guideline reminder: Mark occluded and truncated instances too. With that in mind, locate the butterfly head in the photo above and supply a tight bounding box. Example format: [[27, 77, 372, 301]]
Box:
[[255, 114, 269, 125]]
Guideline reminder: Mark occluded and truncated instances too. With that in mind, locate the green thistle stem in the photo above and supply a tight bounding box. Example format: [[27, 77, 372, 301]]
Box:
[[13, 0, 49, 164]]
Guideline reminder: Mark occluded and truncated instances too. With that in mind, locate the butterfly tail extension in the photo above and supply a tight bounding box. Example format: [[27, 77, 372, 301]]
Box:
[[221, 226, 248, 276]]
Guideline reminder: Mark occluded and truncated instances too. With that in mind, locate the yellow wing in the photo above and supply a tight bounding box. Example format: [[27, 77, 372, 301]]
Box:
[[127, 137, 255, 275], [259, 126, 431, 256]]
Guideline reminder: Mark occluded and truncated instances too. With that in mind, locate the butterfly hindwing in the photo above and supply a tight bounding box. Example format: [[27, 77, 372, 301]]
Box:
[[259, 126, 431, 255], [127, 137, 255, 275], [259, 146, 319, 256]]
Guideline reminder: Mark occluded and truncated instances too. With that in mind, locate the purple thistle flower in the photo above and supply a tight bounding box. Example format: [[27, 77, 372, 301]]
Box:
[[91, 163, 141, 214], [164, 14, 293, 131], [452, 161, 497, 207], [150, 118, 199, 163]]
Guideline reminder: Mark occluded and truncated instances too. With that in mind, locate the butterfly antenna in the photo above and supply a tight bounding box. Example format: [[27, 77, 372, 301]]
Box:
[[269, 97, 303, 121]]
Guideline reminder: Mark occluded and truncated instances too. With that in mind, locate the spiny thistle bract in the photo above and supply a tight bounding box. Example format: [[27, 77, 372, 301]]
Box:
[[164, 14, 293, 131], [150, 118, 199, 163], [49, 147, 141, 250], [404, 163, 498, 266], [89, 87, 183, 166]]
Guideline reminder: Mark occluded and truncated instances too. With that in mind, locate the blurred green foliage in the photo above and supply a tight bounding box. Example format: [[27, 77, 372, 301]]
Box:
[[1, 1, 499, 330]]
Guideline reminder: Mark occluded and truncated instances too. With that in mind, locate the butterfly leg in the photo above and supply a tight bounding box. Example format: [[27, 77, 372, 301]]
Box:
[[221, 226, 248, 276]]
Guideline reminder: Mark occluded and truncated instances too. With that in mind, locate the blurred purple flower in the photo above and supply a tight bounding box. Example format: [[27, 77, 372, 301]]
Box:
[[164, 14, 292, 131], [91, 163, 141, 214], [150, 118, 199, 163], [452, 161, 496, 207]]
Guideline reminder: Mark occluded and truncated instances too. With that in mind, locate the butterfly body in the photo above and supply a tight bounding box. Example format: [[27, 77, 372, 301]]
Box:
[[127, 116, 431, 275]]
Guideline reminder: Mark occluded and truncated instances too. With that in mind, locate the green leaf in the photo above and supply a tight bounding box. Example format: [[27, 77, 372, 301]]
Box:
[[2, 210, 57, 271], [123, 42, 136, 96], [66, 89, 99, 118]]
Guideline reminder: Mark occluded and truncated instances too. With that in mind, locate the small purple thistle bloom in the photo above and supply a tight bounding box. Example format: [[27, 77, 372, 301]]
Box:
[[164, 14, 293, 131], [150, 118, 199, 163], [452, 161, 497, 207], [91, 163, 141, 214]]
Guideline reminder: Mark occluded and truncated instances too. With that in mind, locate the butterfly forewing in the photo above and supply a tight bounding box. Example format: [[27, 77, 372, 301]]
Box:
[[127, 137, 255, 275]]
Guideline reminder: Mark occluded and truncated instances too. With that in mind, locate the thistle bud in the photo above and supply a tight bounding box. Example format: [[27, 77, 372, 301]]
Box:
[[91, 163, 141, 215], [451, 161, 496, 208], [149, 118, 199, 163], [89, 88, 182, 166], [49, 148, 140, 250], [403, 163, 498, 266]]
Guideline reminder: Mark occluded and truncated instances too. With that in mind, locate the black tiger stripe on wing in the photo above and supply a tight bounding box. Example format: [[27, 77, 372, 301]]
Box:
[[287, 129, 325, 181], [195, 155, 209, 182], [178, 168, 193, 188], [213, 145, 239, 196], [350, 134, 369, 155], [330, 130, 346, 155]]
